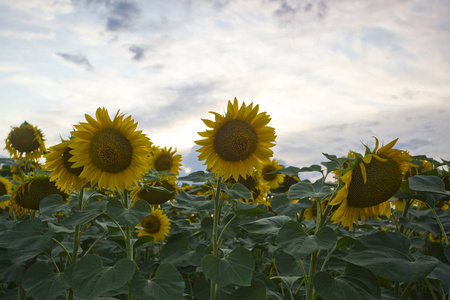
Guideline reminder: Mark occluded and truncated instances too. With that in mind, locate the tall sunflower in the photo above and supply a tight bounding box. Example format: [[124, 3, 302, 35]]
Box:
[[69, 107, 152, 191], [329, 137, 412, 230], [195, 98, 276, 180], [0, 177, 13, 209], [135, 209, 171, 242], [5, 121, 46, 161], [9, 173, 66, 217], [149, 146, 182, 175], [260, 158, 285, 189], [45, 139, 87, 193]]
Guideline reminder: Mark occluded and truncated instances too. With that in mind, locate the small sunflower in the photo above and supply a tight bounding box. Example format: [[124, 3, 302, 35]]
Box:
[[69, 107, 152, 191], [9, 173, 66, 217], [304, 197, 329, 221], [149, 146, 182, 175], [273, 174, 300, 193], [329, 137, 412, 230], [195, 98, 276, 180], [260, 158, 285, 189], [0, 177, 13, 209], [226, 173, 270, 205], [5, 121, 46, 161], [135, 209, 171, 242], [131, 178, 179, 206], [45, 139, 87, 193]]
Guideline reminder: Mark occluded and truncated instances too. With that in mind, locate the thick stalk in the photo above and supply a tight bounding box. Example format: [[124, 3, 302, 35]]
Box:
[[306, 252, 317, 300], [69, 189, 84, 300], [210, 176, 223, 300]]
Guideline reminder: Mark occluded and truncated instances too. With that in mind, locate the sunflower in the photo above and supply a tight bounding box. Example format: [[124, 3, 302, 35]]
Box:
[[0, 177, 13, 209], [273, 174, 300, 193], [69, 107, 152, 191], [195, 98, 276, 180], [131, 177, 179, 206], [149, 146, 182, 175], [9, 173, 66, 217], [225, 173, 271, 205], [45, 139, 87, 193], [135, 209, 171, 242], [329, 137, 412, 230], [260, 158, 285, 189], [304, 197, 329, 221], [5, 121, 46, 161]]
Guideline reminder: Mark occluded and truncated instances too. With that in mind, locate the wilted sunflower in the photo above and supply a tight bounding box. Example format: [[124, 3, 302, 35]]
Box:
[[69, 107, 152, 191], [149, 146, 182, 175], [0, 177, 13, 209], [260, 158, 285, 189], [131, 178, 179, 206], [195, 98, 276, 180], [9, 173, 65, 217], [45, 139, 87, 193], [5, 121, 46, 161], [329, 137, 412, 230], [135, 209, 171, 242]]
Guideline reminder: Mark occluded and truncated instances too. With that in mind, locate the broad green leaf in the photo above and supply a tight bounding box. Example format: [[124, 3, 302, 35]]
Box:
[[336, 236, 357, 250], [233, 201, 267, 216], [344, 231, 439, 282], [270, 276, 301, 289], [278, 221, 337, 259], [408, 175, 450, 196], [240, 216, 291, 235], [22, 262, 71, 300], [270, 193, 312, 216], [178, 171, 214, 182], [202, 247, 255, 287], [130, 263, 184, 300], [60, 200, 107, 226], [39, 194, 73, 217], [0, 259, 26, 283], [0, 219, 54, 250], [160, 234, 207, 267], [106, 199, 151, 226], [228, 279, 266, 300], [288, 181, 332, 200], [274, 166, 300, 176], [72, 255, 135, 300], [221, 182, 252, 200], [299, 165, 323, 172], [274, 251, 302, 276], [314, 264, 380, 300], [428, 262, 450, 294]]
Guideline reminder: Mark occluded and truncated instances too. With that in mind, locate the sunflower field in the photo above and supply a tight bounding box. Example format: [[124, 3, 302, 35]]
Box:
[[0, 99, 449, 300]]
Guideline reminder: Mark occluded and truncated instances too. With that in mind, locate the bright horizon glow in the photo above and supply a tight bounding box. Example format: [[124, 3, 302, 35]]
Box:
[[1, 0, 449, 176]]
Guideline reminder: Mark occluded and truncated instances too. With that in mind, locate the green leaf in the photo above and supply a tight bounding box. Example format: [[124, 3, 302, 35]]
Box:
[[240, 216, 291, 235], [344, 231, 439, 282], [0, 219, 54, 250], [428, 262, 450, 294], [106, 199, 151, 226], [202, 247, 255, 287], [299, 165, 323, 172], [270, 193, 312, 216], [274, 166, 300, 176], [39, 194, 73, 217], [408, 175, 450, 196], [0, 259, 26, 283], [60, 200, 107, 226], [221, 183, 252, 200], [233, 201, 267, 216], [314, 264, 380, 300], [72, 255, 135, 300], [445, 245, 450, 262], [274, 251, 302, 276], [22, 262, 71, 300], [288, 181, 332, 200], [160, 234, 207, 267], [130, 263, 184, 300], [178, 171, 214, 182], [228, 279, 266, 300], [278, 221, 337, 259]]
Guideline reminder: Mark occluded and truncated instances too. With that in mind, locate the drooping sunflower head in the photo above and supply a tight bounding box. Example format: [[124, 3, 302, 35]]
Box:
[[0, 177, 13, 210], [135, 209, 171, 242], [260, 158, 285, 189], [149, 146, 182, 175], [329, 137, 412, 230], [5, 121, 46, 161], [131, 177, 179, 206], [69, 107, 152, 192], [195, 98, 276, 180], [45, 139, 87, 193], [9, 173, 66, 217]]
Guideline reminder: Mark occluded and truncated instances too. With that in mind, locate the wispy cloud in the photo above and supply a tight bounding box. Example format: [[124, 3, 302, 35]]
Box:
[[56, 53, 93, 70], [129, 45, 145, 60]]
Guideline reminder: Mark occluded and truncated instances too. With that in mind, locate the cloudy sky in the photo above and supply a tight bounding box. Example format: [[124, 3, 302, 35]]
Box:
[[1, 0, 449, 176]]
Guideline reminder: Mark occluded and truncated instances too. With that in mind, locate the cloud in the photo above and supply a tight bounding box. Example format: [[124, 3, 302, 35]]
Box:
[[129, 44, 145, 60], [272, 0, 328, 23], [55, 52, 93, 70]]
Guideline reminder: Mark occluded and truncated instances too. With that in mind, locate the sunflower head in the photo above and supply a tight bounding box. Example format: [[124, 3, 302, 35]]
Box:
[[0, 177, 13, 210], [135, 209, 171, 242], [5, 121, 46, 161], [195, 98, 276, 180], [225, 172, 270, 205], [132, 177, 178, 205], [149, 146, 182, 175], [329, 137, 412, 230], [260, 158, 285, 189], [9, 173, 66, 217], [69, 107, 152, 191], [45, 139, 87, 193]]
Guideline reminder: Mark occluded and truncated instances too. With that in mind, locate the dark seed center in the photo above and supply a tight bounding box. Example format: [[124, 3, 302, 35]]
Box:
[[16, 179, 64, 210], [9, 127, 40, 153], [262, 165, 277, 181], [144, 216, 161, 233], [89, 128, 133, 173], [154, 154, 173, 172], [214, 119, 257, 162], [63, 147, 83, 176]]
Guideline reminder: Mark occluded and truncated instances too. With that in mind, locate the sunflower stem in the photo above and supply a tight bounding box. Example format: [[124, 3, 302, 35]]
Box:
[[69, 189, 84, 300], [210, 176, 223, 300], [424, 278, 438, 300], [429, 206, 449, 246]]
